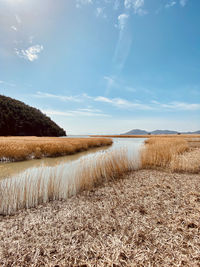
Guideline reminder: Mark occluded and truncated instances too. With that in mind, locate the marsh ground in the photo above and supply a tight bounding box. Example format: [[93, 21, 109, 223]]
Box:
[[1, 169, 200, 266]]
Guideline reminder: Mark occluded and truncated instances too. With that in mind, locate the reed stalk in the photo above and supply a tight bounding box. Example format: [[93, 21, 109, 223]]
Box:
[[0, 149, 139, 215]]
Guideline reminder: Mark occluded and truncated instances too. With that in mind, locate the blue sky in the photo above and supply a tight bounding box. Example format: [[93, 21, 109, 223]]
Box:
[[0, 0, 200, 134]]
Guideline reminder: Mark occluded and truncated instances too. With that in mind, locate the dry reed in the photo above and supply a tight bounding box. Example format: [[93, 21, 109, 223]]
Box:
[[141, 137, 200, 173], [0, 149, 139, 215], [170, 148, 200, 173], [0, 137, 112, 162], [1, 170, 200, 266]]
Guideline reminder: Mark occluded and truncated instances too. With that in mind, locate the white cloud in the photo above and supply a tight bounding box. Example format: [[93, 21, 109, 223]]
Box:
[[15, 45, 44, 62], [94, 96, 153, 110], [160, 102, 200, 111], [76, 0, 93, 8], [118, 13, 129, 31], [42, 108, 110, 117], [180, 0, 188, 7], [34, 92, 91, 102], [124, 0, 147, 15], [11, 26, 18, 31], [95, 96, 200, 111], [165, 1, 176, 8], [0, 80, 15, 87], [34, 92, 200, 112]]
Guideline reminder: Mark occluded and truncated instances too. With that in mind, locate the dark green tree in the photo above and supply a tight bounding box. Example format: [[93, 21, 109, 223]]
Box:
[[0, 95, 66, 136]]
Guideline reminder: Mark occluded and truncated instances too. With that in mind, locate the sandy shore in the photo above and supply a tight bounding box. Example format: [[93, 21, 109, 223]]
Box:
[[0, 170, 200, 266]]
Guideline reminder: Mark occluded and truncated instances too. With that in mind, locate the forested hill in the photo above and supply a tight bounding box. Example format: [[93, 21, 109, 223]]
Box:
[[0, 95, 66, 136]]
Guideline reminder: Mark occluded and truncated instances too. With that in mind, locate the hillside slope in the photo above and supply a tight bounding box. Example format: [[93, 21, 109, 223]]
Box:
[[0, 95, 66, 136]]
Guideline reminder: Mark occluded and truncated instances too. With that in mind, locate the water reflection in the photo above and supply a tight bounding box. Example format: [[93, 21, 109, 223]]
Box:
[[0, 138, 145, 180]]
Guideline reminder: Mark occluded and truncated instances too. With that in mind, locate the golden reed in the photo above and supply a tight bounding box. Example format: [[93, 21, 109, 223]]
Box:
[[0, 149, 140, 215], [0, 137, 112, 162], [141, 137, 200, 173]]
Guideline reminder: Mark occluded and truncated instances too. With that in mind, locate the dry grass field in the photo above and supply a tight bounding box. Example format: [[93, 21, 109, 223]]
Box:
[[0, 137, 112, 162], [0, 136, 200, 265], [0, 170, 200, 266], [141, 137, 200, 173]]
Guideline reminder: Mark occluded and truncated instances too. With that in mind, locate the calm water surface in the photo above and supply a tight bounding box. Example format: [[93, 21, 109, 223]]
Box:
[[0, 138, 145, 180]]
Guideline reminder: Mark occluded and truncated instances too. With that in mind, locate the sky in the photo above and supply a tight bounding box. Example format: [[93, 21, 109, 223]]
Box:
[[0, 0, 200, 135]]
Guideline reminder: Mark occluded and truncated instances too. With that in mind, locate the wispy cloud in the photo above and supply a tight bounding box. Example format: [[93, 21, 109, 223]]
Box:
[[34, 91, 90, 102], [165, 1, 176, 8], [160, 102, 200, 111], [94, 96, 153, 110], [43, 108, 110, 117], [0, 80, 16, 87], [124, 0, 147, 15], [117, 13, 129, 31], [34, 92, 200, 112], [11, 26, 18, 31], [15, 45, 44, 62], [96, 7, 106, 18], [104, 75, 116, 88], [113, 12, 132, 72], [76, 0, 93, 8], [103, 75, 136, 93], [180, 0, 188, 7], [95, 96, 200, 111]]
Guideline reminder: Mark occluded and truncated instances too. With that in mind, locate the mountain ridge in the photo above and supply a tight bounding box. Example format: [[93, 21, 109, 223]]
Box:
[[122, 129, 200, 135]]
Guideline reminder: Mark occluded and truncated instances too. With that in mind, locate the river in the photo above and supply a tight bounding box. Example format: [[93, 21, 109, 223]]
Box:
[[0, 138, 145, 181]]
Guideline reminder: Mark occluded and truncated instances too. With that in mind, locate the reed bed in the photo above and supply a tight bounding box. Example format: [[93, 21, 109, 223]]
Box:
[[170, 148, 200, 173], [0, 137, 112, 162], [0, 149, 140, 215], [1, 170, 200, 266], [141, 137, 200, 173]]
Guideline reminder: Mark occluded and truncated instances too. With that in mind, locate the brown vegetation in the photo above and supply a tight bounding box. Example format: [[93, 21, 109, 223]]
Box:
[[170, 148, 200, 173], [141, 137, 200, 173], [0, 137, 112, 162], [0, 149, 139, 215], [1, 170, 200, 266]]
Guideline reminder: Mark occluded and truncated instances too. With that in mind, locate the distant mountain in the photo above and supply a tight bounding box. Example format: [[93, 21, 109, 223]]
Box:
[[183, 130, 200, 134], [122, 129, 149, 135], [151, 130, 178, 135], [122, 129, 200, 135], [0, 95, 66, 136]]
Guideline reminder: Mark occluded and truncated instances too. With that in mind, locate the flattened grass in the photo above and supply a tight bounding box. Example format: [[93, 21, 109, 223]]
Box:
[[0, 137, 112, 162], [1, 170, 200, 266]]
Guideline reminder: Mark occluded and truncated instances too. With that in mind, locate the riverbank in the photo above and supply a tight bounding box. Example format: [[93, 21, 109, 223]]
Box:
[[0, 137, 113, 162], [1, 169, 199, 266]]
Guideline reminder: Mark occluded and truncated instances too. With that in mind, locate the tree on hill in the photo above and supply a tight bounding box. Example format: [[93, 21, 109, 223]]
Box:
[[0, 95, 66, 136]]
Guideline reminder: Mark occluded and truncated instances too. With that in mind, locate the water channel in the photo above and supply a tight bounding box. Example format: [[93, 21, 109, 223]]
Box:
[[0, 138, 145, 181]]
